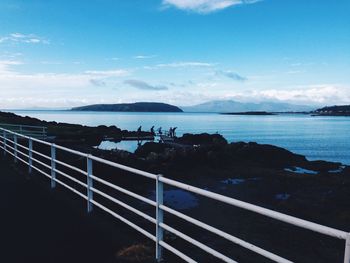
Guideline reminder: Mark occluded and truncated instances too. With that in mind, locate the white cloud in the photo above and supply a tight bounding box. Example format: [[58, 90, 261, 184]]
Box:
[[209, 85, 350, 105], [0, 52, 23, 59], [40, 61, 63, 65], [286, 70, 304, 75], [0, 33, 49, 45], [155, 61, 215, 68], [10, 33, 26, 38], [0, 60, 23, 74], [133, 55, 157, 59], [0, 63, 131, 108], [84, 69, 129, 77], [255, 85, 350, 105], [1, 59, 349, 109], [164, 82, 350, 106], [106, 57, 120, 61], [162, 0, 261, 13]]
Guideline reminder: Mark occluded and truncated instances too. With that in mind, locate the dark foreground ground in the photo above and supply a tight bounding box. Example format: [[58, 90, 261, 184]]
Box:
[[0, 157, 155, 263]]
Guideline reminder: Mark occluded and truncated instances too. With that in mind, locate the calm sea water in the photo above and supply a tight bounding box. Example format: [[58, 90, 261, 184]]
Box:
[[8, 110, 350, 165]]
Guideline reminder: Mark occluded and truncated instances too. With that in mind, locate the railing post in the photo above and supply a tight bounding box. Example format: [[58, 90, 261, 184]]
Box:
[[3, 130, 6, 156], [345, 233, 350, 263], [19, 125, 23, 134], [156, 174, 164, 262], [28, 139, 33, 174], [87, 155, 93, 213], [13, 134, 18, 163], [51, 144, 56, 188]]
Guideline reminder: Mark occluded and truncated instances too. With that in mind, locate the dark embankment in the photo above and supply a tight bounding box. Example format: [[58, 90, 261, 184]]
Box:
[[0, 157, 156, 263], [71, 102, 183, 112]]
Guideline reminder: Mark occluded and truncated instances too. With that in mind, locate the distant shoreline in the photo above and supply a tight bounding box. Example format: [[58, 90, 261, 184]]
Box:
[[220, 111, 276, 116], [6, 109, 312, 115], [311, 113, 350, 117]]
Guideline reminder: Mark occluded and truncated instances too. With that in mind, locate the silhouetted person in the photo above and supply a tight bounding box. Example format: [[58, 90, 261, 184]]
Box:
[[157, 127, 162, 135], [137, 126, 142, 139], [150, 126, 155, 136], [173, 127, 177, 137], [169, 127, 172, 137]]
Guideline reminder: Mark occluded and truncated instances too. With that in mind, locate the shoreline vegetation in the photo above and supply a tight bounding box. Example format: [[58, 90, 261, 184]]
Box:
[[1, 110, 350, 262], [312, 105, 350, 116]]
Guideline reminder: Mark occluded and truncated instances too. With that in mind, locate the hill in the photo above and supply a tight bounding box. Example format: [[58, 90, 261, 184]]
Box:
[[71, 102, 183, 112], [181, 100, 314, 113], [313, 105, 350, 116]]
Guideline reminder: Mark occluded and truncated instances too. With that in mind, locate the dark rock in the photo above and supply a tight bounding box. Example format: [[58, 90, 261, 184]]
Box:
[[228, 142, 307, 167], [135, 142, 168, 158], [176, 133, 227, 146]]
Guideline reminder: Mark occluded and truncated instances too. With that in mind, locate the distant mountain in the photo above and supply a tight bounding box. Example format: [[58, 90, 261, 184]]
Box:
[[71, 102, 183, 112], [181, 100, 315, 113], [313, 105, 350, 116]]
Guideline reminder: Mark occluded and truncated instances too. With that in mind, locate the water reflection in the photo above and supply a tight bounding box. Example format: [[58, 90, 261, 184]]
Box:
[[97, 140, 151, 152]]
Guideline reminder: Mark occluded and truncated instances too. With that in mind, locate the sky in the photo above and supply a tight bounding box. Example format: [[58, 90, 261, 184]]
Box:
[[0, 0, 349, 109]]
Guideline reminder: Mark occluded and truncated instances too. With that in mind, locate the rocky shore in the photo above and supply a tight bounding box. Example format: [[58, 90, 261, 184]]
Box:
[[1, 110, 349, 262], [0, 111, 153, 145]]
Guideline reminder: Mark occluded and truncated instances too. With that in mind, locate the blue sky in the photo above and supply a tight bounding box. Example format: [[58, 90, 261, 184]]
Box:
[[0, 0, 349, 108]]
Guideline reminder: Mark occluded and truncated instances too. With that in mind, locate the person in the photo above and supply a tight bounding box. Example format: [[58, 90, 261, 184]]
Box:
[[150, 126, 155, 136], [157, 127, 162, 135], [137, 126, 142, 140], [168, 127, 173, 137], [172, 127, 177, 137]]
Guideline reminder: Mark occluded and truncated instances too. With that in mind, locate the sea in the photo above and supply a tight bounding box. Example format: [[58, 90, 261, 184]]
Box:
[[8, 110, 350, 165]]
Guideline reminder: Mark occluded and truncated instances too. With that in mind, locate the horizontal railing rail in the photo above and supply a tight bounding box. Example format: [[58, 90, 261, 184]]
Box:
[[0, 126, 349, 263], [0, 123, 47, 139]]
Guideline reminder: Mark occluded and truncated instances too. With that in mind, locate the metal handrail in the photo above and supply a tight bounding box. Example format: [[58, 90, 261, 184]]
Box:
[[0, 123, 47, 138], [0, 126, 349, 263]]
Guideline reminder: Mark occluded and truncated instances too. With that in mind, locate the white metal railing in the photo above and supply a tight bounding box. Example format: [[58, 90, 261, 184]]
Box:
[[0, 126, 349, 263], [0, 123, 47, 139]]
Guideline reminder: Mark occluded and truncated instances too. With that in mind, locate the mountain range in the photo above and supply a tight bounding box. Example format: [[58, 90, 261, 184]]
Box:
[[181, 100, 315, 113]]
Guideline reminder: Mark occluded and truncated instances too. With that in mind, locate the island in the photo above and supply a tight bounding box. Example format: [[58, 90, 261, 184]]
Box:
[[220, 111, 276, 115], [312, 105, 350, 116], [71, 102, 183, 112]]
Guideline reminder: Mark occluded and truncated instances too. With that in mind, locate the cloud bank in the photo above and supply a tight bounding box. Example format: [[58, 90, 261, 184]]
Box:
[[162, 0, 261, 13], [1, 59, 349, 109]]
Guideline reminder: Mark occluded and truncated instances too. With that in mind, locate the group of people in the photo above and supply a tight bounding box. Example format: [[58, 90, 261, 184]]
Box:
[[137, 126, 177, 138]]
